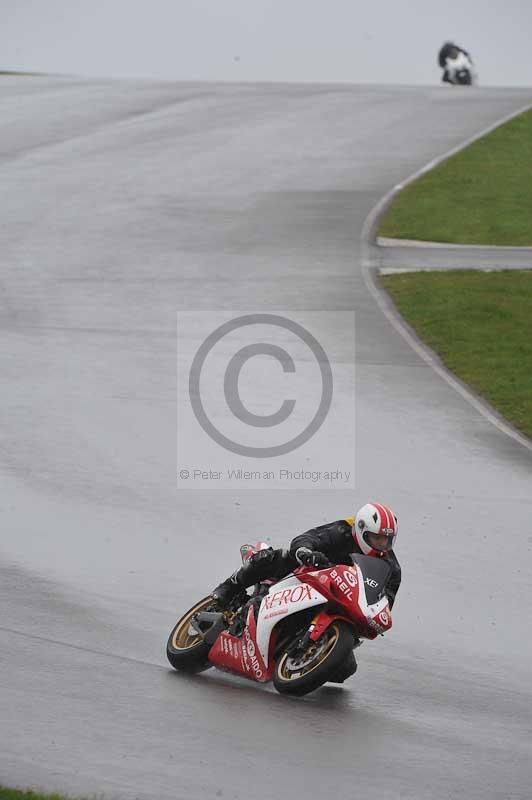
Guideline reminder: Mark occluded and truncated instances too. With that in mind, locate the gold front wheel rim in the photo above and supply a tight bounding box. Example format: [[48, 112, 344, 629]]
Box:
[[277, 625, 339, 681], [171, 598, 214, 651]]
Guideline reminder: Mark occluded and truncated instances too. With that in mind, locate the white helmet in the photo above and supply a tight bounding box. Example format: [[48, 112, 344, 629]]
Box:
[[353, 502, 398, 556]]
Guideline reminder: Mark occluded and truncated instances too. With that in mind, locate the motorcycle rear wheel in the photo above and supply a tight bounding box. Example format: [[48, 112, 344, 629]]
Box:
[[273, 620, 355, 696], [166, 596, 217, 673]]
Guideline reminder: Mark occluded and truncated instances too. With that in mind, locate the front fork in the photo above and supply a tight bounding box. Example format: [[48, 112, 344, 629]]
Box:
[[287, 609, 360, 657], [308, 609, 353, 641]]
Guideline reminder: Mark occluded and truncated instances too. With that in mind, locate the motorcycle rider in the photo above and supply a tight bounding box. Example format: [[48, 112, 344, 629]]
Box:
[[213, 501, 401, 608], [211, 502, 400, 681], [438, 41, 473, 83]]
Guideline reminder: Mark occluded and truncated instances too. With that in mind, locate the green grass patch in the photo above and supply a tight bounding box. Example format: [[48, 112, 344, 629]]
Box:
[[380, 270, 532, 439], [379, 109, 532, 245], [0, 71, 43, 76], [0, 789, 80, 800]]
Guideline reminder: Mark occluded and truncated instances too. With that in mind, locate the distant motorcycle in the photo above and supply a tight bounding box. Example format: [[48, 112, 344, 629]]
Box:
[[444, 50, 475, 85], [439, 42, 475, 85], [167, 542, 393, 696]]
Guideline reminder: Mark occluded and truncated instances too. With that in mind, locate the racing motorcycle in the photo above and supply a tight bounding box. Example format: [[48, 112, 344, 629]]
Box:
[[167, 542, 393, 696], [444, 49, 475, 85]]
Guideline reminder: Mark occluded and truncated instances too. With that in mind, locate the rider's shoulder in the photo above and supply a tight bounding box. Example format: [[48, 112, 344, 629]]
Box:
[[327, 518, 353, 537], [321, 518, 352, 529], [305, 519, 352, 537]]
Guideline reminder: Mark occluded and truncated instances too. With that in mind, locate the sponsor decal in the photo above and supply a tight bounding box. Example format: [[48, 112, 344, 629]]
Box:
[[244, 628, 263, 678], [241, 636, 249, 671], [379, 611, 389, 626], [220, 635, 239, 660], [263, 609, 289, 621], [263, 584, 313, 610], [344, 569, 358, 588], [366, 617, 384, 635], [330, 568, 354, 601], [365, 577, 379, 589]]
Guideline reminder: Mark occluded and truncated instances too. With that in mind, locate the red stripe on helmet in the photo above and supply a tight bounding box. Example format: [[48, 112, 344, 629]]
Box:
[[372, 502, 396, 533], [371, 502, 386, 532]]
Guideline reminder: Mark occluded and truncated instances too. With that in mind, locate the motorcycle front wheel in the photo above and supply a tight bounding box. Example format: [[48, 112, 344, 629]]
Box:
[[273, 620, 355, 696], [166, 596, 217, 673]]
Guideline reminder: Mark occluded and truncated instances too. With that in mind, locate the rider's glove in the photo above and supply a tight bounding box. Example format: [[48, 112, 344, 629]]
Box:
[[295, 547, 330, 568]]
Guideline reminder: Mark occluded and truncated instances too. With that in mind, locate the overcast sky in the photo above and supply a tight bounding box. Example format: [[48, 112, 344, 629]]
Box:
[[2, 0, 532, 87]]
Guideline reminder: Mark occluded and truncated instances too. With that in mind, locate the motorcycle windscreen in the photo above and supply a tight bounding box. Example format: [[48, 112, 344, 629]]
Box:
[[350, 554, 392, 605]]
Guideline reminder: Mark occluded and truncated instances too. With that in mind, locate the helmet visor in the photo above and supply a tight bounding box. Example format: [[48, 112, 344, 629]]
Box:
[[365, 530, 396, 553]]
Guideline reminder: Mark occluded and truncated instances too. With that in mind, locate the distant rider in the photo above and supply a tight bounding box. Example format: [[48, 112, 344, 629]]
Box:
[[438, 41, 473, 83]]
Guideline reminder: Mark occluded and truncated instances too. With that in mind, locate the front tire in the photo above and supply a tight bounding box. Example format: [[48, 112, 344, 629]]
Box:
[[166, 596, 217, 673], [273, 621, 355, 696]]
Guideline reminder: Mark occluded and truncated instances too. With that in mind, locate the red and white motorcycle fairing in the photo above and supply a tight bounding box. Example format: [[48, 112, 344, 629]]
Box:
[[208, 575, 326, 682], [207, 563, 391, 683], [305, 564, 392, 641]]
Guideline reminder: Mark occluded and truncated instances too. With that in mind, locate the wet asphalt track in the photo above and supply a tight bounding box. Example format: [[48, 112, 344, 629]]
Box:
[[2, 76, 532, 800]]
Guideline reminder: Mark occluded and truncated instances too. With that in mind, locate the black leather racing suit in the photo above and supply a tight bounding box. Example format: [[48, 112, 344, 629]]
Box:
[[289, 518, 401, 609], [223, 518, 401, 610]]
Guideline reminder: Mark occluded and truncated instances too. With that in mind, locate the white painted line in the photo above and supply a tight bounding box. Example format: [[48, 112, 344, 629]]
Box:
[[377, 236, 532, 251], [377, 267, 514, 275]]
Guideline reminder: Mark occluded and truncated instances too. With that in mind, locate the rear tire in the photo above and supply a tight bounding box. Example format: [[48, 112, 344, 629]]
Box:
[[166, 596, 218, 673], [273, 621, 355, 696]]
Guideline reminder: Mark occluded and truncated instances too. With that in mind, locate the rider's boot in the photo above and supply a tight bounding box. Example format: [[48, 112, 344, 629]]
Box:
[[211, 548, 281, 608], [211, 568, 248, 607]]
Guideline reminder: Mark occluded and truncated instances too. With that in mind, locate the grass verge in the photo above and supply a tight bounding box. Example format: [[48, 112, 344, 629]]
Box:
[[380, 270, 532, 439], [378, 109, 532, 245], [0, 789, 77, 800]]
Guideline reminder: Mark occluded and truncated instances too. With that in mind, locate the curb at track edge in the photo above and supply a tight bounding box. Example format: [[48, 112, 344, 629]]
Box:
[[360, 100, 532, 456]]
